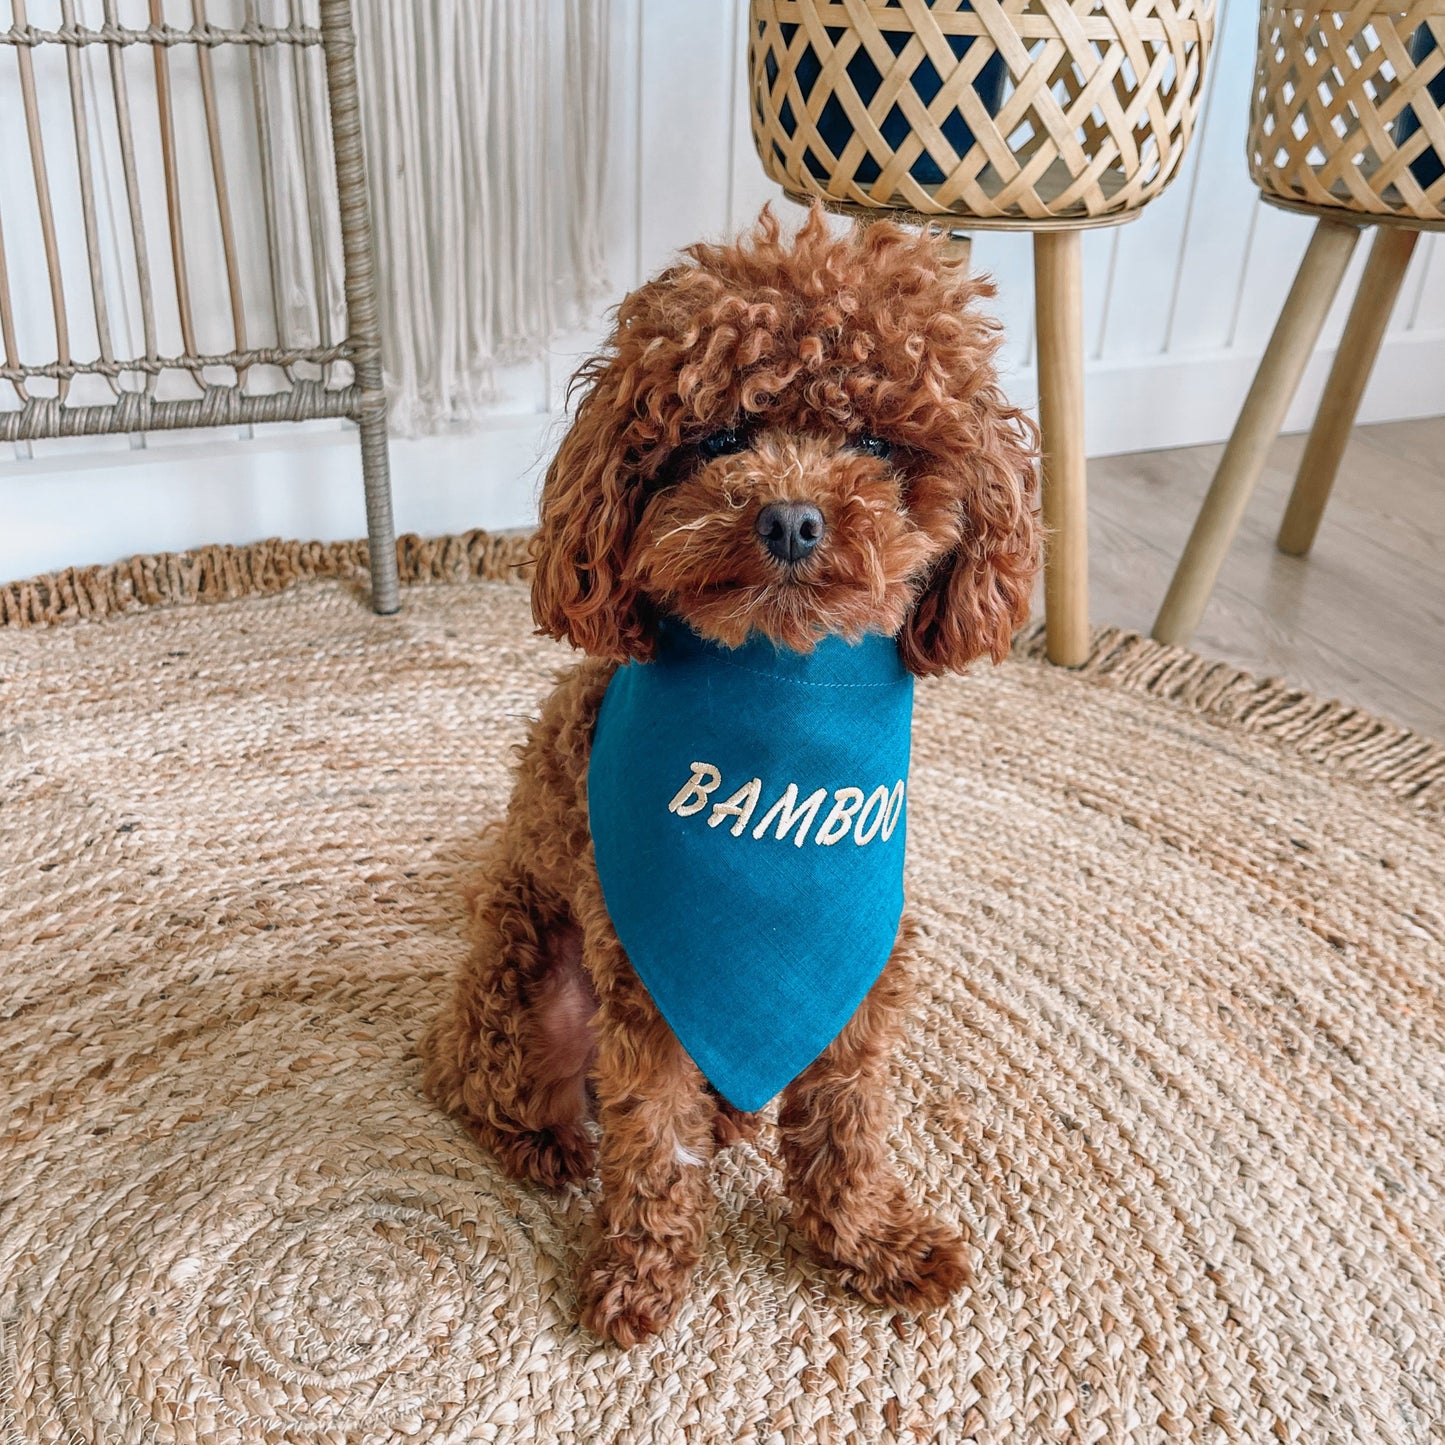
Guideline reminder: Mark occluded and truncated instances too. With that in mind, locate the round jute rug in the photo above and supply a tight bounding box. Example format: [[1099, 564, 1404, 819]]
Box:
[[2, 535, 1442, 1444]]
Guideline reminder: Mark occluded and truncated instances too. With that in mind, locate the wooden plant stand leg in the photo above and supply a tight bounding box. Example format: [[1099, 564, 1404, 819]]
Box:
[[1033, 229, 1089, 667], [1152, 219, 1360, 647], [1276, 226, 1420, 557]]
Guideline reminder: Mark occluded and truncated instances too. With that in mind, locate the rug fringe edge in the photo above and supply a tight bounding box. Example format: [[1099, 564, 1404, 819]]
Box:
[[0, 530, 533, 630], [1016, 621, 1443, 808]]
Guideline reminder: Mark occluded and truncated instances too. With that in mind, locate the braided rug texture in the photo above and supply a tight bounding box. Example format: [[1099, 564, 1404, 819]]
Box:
[[2, 538, 1442, 1444]]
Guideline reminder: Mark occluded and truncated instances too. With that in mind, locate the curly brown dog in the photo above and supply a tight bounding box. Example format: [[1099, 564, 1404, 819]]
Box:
[[423, 207, 1039, 1346]]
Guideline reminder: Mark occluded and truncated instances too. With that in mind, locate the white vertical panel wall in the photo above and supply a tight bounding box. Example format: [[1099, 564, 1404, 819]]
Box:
[[3, 0, 1443, 579]]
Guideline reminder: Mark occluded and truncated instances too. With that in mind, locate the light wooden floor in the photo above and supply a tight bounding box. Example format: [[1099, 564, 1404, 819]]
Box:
[[1061, 415, 1444, 739]]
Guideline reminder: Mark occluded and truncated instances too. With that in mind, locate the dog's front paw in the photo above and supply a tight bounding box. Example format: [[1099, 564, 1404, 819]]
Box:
[[576, 1240, 691, 1346], [490, 1123, 595, 1190], [809, 1200, 969, 1311]]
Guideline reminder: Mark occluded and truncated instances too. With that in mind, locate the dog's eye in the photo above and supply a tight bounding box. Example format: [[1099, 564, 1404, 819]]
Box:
[[698, 427, 749, 459], [853, 434, 893, 461]]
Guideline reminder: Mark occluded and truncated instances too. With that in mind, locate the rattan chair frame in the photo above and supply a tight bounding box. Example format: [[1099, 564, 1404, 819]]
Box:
[[0, 0, 399, 613]]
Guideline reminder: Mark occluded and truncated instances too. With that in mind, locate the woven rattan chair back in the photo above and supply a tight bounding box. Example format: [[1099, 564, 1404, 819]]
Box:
[[1249, 2, 1445, 230], [0, 0, 398, 611], [749, 0, 1216, 230]]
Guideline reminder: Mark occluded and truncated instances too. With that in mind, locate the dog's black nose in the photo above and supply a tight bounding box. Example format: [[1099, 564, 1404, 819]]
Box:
[[756, 501, 824, 564]]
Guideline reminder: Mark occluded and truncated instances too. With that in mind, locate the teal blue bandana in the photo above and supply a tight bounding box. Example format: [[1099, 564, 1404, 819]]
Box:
[[587, 622, 914, 1112]]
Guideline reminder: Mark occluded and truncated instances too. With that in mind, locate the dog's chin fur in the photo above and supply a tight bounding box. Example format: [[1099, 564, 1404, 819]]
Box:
[[424, 207, 1041, 1347], [626, 433, 938, 652]]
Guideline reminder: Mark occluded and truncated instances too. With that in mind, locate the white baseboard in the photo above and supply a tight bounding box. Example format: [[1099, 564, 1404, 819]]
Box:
[[1003, 326, 1445, 459], [3, 330, 1442, 582], [0, 414, 557, 582]]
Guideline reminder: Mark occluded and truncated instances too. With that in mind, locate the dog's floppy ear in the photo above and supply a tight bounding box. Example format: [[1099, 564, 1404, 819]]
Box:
[[530, 364, 654, 662], [899, 408, 1040, 677]]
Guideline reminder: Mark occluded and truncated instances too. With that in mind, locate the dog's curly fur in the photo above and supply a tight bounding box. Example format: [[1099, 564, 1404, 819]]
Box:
[[423, 207, 1040, 1346]]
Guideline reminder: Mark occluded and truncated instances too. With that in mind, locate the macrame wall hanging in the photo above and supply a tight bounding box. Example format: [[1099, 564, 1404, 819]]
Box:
[[349, 0, 612, 435]]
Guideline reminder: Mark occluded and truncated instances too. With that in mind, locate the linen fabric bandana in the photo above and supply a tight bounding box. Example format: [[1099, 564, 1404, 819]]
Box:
[[587, 621, 914, 1111]]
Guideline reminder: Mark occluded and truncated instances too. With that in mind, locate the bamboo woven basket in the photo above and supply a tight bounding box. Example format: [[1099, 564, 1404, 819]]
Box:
[[749, 0, 1216, 230], [1249, 3, 1445, 229]]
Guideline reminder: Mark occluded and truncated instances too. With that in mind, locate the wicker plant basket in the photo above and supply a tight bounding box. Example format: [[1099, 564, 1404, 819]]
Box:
[[749, 0, 1216, 229], [1249, 3, 1445, 227]]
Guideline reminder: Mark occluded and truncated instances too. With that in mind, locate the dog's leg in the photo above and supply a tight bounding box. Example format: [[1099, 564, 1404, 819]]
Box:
[[778, 920, 969, 1309], [711, 1092, 761, 1150], [423, 853, 597, 1189], [574, 914, 717, 1346]]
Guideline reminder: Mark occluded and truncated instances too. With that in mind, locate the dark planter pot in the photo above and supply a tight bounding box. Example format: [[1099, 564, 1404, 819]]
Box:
[[1396, 23, 1445, 191], [774, 4, 1008, 189]]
